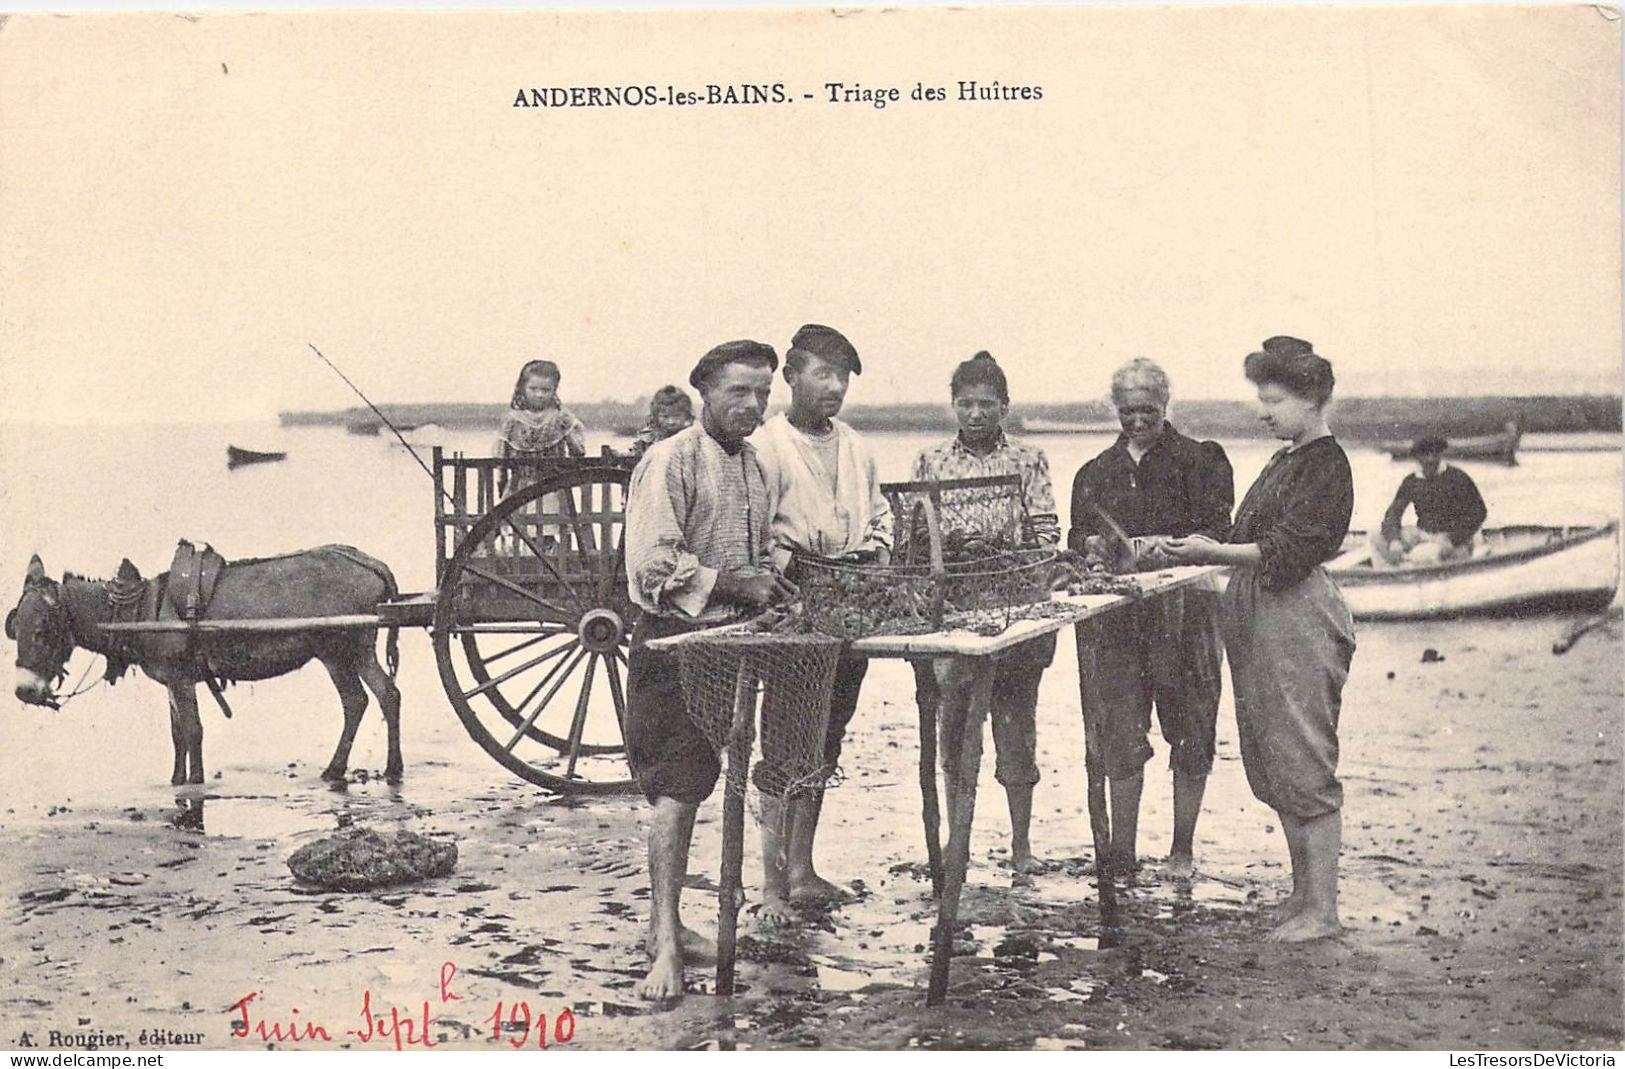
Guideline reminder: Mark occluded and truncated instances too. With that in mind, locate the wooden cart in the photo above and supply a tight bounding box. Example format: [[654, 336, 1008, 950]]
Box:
[[379, 448, 642, 795]]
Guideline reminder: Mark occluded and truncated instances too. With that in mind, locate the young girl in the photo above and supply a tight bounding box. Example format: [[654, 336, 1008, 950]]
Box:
[[497, 359, 587, 495]]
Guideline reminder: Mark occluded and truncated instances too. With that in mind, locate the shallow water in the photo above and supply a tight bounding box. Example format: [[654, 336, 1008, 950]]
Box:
[[0, 419, 1620, 1049]]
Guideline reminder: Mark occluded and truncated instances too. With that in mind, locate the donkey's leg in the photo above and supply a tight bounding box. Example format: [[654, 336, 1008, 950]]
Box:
[[170, 685, 205, 785], [320, 658, 370, 782], [358, 648, 403, 782], [167, 690, 189, 787]]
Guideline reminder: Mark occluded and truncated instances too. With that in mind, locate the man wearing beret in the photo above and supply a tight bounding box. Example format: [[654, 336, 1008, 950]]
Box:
[[624, 339, 797, 1001], [1372, 435, 1487, 566], [751, 324, 892, 923]]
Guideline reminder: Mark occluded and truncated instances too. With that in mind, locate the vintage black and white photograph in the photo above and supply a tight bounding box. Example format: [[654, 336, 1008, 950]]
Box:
[[1, 4, 1620, 1053]]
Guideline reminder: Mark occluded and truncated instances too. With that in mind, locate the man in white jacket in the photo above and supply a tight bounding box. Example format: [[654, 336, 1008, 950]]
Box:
[[752, 323, 892, 923]]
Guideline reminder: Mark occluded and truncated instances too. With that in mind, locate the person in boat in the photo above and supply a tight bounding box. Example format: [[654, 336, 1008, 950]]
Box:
[[629, 386, 696, 458], [624, 339, 798, 1001], [1165, 336, 1355, 942], [1068, 358, 1233, 879], [751, 324, 892, 923], [910, 351, 1061, 880], [496, 358, 587, 495], [1370, 435, 1487, 566]]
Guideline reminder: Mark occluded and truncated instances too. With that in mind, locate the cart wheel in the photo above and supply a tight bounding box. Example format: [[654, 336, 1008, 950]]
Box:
[[434, 466, 639, 794]]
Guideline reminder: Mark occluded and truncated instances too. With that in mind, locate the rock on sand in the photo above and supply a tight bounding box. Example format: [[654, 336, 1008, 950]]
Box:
[[287, 828, 458, 890]]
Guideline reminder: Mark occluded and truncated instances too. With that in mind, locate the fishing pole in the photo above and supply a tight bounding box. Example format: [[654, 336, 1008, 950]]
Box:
[[307, 343, 579, 583], [308, 343, 438, 483]]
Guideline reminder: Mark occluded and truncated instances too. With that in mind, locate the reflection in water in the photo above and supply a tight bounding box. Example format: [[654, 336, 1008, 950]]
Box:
[[171, 795, 205, 832]]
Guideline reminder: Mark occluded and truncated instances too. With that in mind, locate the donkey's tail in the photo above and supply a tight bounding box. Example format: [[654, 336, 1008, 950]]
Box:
[[385, 625, 400, 680]]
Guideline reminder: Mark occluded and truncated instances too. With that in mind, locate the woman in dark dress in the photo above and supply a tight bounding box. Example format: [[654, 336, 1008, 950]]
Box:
[[1165, 336, 1356, 942]]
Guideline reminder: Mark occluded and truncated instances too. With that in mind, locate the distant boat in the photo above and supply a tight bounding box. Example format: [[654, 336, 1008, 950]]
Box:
[[1325, 523, 1620, 619], [226, 445, 287, 469], [1378, 422, 1522, 466], [1017, 417, 1121, 435]]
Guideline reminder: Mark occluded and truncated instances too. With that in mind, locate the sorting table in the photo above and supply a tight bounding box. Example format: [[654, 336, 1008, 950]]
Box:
[[654, 564, 1223, 1005]]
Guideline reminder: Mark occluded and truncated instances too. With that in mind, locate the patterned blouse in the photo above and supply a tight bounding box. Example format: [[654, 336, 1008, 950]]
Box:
[[1229, 435, 1355, 590], [624, 423, 776, 623], [910, 431, 1061, 548]]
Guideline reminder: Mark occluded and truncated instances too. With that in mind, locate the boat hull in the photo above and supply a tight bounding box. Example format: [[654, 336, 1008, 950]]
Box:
[[1331, 524, 1620, 620], [1376, 427, 1521, 466]]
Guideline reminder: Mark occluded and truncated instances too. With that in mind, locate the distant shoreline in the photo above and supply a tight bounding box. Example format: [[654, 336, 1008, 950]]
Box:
[[281, 394, 1622, 441]]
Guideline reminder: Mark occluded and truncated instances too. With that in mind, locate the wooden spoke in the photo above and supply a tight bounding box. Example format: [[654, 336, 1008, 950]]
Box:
[[563, 651, 598, 777], [503, 646, 588, 754], [494, 513, 593, 613], [460, 563, 577, 622], [481, 629, 567, 666], [462, 638, 578, 700], [603, 647, 628, 733], [558, 486, 601, 593], [602, 526, 628, 604]]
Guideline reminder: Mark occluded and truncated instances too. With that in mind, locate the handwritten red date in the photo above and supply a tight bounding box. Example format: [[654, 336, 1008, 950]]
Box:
[[228, 961, 576, 1050], [486, 1000, 576, 1049]]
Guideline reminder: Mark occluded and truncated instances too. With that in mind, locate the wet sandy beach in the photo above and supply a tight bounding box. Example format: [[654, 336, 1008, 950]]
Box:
[[1, 611, 1618, 1051]]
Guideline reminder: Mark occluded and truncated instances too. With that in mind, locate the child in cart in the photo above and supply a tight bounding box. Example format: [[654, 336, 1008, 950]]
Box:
[[496, 358, 587, 555]]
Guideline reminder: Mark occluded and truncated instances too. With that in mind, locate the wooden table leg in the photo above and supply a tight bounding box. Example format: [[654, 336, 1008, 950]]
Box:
[[926, 655, 991, 1006], [915, 661, 945, 898], [1077, 625, 1118, 916], [716, 666, 757, 997]]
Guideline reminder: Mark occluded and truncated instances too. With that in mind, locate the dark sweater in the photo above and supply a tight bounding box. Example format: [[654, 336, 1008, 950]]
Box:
[[1230, 436, 1355, 590], [1380, 466, 1487, 547], [1067, 424, 1234, 552]]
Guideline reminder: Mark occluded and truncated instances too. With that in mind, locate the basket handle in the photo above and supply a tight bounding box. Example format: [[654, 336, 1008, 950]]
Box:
[[923, 490, 947, 628]]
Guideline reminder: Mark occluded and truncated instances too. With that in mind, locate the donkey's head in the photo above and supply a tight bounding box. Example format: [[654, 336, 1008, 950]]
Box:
[[7, 556, 74, 708]]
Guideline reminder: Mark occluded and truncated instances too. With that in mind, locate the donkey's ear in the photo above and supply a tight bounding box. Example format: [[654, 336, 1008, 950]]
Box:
[[4, 609, 16, 641], [25, 555, 46, 584], [117, 558, 142, 583]]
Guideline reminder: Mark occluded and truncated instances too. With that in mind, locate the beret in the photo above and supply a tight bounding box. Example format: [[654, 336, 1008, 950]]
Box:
[[788, 323, 862, 375], [689, 340, 779, 389]]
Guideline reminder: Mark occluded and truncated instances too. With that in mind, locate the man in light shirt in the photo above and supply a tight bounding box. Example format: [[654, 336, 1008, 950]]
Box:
[[752, 323, 891, 923], [624, 339, 797, 1001]]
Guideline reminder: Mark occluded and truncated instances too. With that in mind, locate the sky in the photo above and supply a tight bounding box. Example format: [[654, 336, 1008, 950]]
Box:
[[0, 5, 1619, 424]]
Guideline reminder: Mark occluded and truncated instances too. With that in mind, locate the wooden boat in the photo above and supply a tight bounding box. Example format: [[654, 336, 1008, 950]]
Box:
[[226, 445, 287, 469], [1377, 422, 1522, 466], [1324, 523, 1620, 620]]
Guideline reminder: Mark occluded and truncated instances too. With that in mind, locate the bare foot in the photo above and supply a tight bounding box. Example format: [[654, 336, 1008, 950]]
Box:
[[787, 872, 851, 907], [1012, 853, 1044, 876], [1271, 891, 1308, 923], [679, 926, 716, 964], [636, 950, 685, 1002], [757, 893, 799, 927], [1266, 909, 1342, 943], [645, 926, 717, 964], [1163, 854, 1195, 881]]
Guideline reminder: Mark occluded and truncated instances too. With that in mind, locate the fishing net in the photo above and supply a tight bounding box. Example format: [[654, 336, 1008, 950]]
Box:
[[673, 630, 845, 801]]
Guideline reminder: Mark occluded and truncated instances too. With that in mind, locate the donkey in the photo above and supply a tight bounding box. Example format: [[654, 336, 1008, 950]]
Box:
[[7, 545, 402, 786]]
